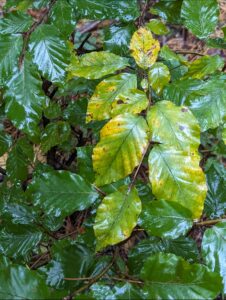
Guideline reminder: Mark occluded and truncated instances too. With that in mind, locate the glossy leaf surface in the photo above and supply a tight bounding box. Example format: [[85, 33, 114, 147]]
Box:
[[148, 145, 207, 219], [72, 0, 140, 21], [0, 224, 43, 259], [68, 51, 129, 80], [148, 62, 170, 95], [150, 0, 183, 24], [111, 89, 148, 117], [94, 186, 141, 251], [139, 199, 193, 239], [29, 24, 70, 84], [93, 113, 149, 186], [183, 55, 224, 79], [202, 222, 226, 293], [141, 253, 222, 299], [147, 101, 200, 152], [163, 78, 226, 131], [181, 0, 219, 39], [87, 73, 137, 122], [0, 264, 63, 299], [28, 170, 99, 218], [4, 55, 47, 139], [130, 27, 160, 69], [146, 19, 168, 35], [0, 11, 32, 34], [0, 34, 22, 84]]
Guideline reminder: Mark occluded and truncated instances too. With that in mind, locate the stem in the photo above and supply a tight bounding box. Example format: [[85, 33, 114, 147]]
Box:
[[127, 141, 151, 194], [18, 0, 57, 68], [70, 251, 117, 297], [175, 50, 205, 56], [195, 218, 225, 226], [93, 185, 107, 197]]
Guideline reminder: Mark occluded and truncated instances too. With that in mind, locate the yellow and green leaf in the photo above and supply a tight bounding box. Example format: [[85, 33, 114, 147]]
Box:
[[93, 113, 149, 186], [130, 27, 160, 69], [94, 186, 141, 251], [68, 51, 129, 80], [148, 62, 170, 95], [111, 89, 148, 117], [86, 73, 137, 122]]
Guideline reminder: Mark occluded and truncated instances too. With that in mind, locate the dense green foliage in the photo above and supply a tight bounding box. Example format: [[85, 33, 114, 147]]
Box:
[[0, 0, 225, 299]]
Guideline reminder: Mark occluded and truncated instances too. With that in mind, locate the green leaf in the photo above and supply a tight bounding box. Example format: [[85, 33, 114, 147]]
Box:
[[148, 145, 207, 219], [68, 51, 129, 80], [181, 0, 219, 39], [104, 24, 136, 56], [111, 89, 148, 117], [47, 240, 93, 288], [183, 55, 224, 79], [6, 137, 34, 181], [130, 27, 160, 69], [202, 222, 226, 294], [77, 146, 95, 183], [148, 62, 170, 95], [0, 132, 12, 156], [49, 0, 76, 36], [128, 236, 200, 275], [71, 0, 140, 22], [93, 113, 149, 186], [89, 282, 146, 300], [94, 186, 141, 251], [63, 98, 87, 126], [146, 19, 169, 35], [44, 102, 62, 119], [0, 224, 43, 259], [0, 11, 32, 34], [29, 24, 70, 84], [141, 253, 222, 299], [207, 38, 226, 49], [223, 123, 226, 144], [28, 170, 99, 219], [0, 263, 63, 299], [41, 121, 71, 153], [163, 78, 226, 131], [4, 55, 47, 140], [139, 199, 193, 239], [0, 34, 22, 84], [204, 160, 226, 218], [3, 203, 38, 225], [150, 0, 183, 24], [87, 73, 137, 122], [147, 101, 200, 152]]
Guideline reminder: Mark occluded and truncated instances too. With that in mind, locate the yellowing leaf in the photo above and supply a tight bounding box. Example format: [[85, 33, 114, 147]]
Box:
[[86, 73, 137, 122], [147, 101, 207, 219], [68, 51, 129, 80], [111, 89, 148, 117], [147, 101, 200, 152], [94, 186, 141, 251], [149, 145, 207, 219], [148, 62, 170, 95], [93, 113, 149, 186], [130, 27, 160, 69]]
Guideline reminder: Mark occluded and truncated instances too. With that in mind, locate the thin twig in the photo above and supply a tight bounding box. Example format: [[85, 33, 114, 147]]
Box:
[[127, 141, 151, 194], [18, 0, 57, 68], [70, 250, 117, 298], [195, 218, 226, 226], [175, 50, 205, 56], [93, 185, 107, 197]]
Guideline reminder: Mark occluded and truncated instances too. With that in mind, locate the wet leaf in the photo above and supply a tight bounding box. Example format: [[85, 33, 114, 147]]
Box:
[[94, 186, 141, 251], [87, 73, 137, 122], [130, 27, 160, 69], [148, 62, 170, 95], [68, 51, 129, 80], [93, 113, 149, 186]]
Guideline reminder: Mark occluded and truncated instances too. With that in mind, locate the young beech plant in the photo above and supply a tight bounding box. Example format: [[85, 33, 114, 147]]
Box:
[[0, 0, 225, 299]]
